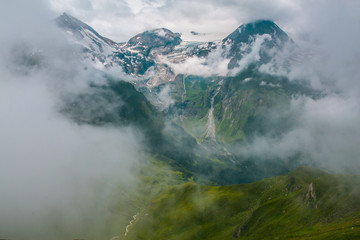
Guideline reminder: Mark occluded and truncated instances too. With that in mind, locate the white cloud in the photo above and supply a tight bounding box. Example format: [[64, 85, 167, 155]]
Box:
[[158, 84, 174, 110], [0, 2, 143, 239], [240, 95, 360, 173], [162, 46, 230, 77], [0, 70, 141, 239], [229, 34, 272, 76]]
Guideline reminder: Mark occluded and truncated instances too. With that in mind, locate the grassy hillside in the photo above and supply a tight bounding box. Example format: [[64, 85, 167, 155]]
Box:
[[173, 70, 320, 145], [61, 75, 202, 176], [124, 167, 360, 240], [61, 76, 165, 145]]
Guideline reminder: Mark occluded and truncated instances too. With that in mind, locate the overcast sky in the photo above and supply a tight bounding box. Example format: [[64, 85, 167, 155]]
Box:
[[47, 0, 318, 42]]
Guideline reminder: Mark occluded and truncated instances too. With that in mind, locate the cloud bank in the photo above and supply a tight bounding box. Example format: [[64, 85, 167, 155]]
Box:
[[0, 1, 142, 239], [236, 0, 360, 173]]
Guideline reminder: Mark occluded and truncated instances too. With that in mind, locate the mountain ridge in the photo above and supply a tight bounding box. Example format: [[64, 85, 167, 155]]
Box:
[[55, 13, 319, 185], [55, 13, 292, 78]]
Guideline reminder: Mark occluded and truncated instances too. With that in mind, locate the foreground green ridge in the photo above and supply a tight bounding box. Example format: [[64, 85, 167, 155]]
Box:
[[124, 167, 360, 240]]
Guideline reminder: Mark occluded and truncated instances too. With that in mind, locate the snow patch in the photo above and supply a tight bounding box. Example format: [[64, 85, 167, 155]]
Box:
[[154, 28, 167, 37]]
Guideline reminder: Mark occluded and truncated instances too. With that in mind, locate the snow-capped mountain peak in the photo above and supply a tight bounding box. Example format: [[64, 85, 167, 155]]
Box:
[[56, 13, 118, 54], [55, 13, 295, 89], [126, 28, 182, 54], [223, 20, 289, 44]]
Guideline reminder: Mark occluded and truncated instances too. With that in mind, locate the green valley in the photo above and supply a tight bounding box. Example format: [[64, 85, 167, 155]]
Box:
[[125, 167, 360, 240]]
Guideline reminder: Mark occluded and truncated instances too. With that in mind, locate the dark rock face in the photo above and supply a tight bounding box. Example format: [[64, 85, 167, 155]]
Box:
[[223, 20, 291, 69], [223, 20, 289, 47]]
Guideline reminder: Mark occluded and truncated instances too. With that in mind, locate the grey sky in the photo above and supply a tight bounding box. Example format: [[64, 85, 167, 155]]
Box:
[[48, 0, 305, 41], [48, 0, 360, 48]]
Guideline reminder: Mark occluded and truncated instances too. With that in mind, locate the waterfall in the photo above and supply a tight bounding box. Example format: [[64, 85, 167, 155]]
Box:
[[205, 80, 223, 141], [182, 75, 187, 103]]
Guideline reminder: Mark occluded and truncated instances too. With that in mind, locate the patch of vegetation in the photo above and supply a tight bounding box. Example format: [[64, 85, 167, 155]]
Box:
[[172, 70, 320, 145], [124, 167, 360, 240]]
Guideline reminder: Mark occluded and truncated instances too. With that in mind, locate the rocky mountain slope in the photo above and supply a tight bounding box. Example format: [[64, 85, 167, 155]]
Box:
[[50, 13, 360, 240], [54, 13, 322, 185], [56, 13, 313, 144]]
